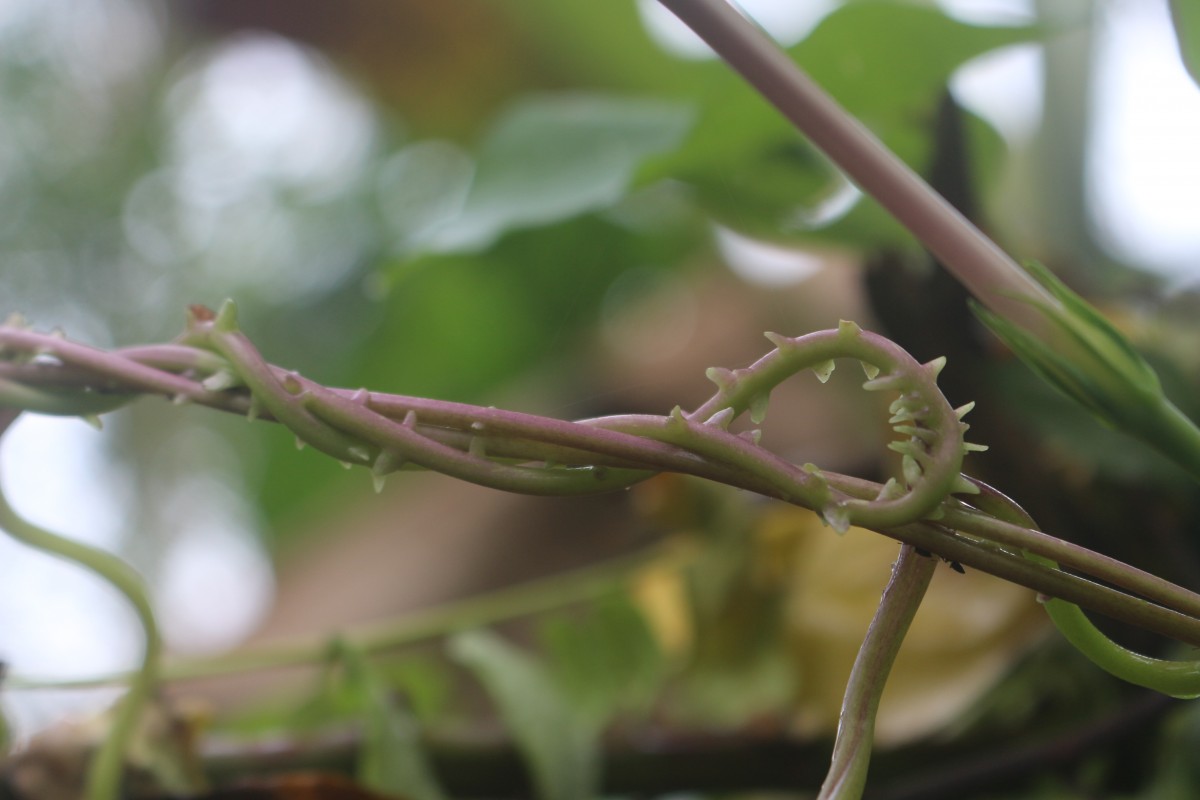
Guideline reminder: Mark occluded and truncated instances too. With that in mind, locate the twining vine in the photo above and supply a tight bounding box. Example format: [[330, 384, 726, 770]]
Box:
[[3, 302, 1200, 799], [3, 1, 1200, 798]]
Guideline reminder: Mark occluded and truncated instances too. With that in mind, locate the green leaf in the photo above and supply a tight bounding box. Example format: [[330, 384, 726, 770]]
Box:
[[450, 630, 600, 800], [422, 93, 693, 253], [973, 262, 1200, 481], [659, 3, 1038, 246], [1171, 0, 1200, 88], [502, 0, 702, 94], [538, 593, 663, 723], [384, 656, 455, 725], [339, 644, 447, 800]]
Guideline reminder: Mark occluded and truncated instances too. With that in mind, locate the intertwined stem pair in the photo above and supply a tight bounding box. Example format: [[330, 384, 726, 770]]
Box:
[[3, 305, 1200, 798]]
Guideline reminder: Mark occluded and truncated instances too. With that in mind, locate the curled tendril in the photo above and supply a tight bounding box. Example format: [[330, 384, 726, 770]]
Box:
[[185, 305, 984, 535], [966, 480, 1200, 699], [0, 409, 161, 800], [683, 321, 983, 532]]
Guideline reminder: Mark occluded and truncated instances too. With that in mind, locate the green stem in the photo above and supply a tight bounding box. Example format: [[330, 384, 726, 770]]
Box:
[[11, 546, 656, 689], [968, 480, 1200, 698], [1146, 395, 1200, 483], [0, 409, 162, 800], [818, 544, 936, 800]]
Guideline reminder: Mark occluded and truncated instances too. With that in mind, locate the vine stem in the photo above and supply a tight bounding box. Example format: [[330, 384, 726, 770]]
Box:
[[10, 546, 659, 689], [653, 0, 1057, 335], [818, 544, 936, 800], [0, 409, 162, 800]]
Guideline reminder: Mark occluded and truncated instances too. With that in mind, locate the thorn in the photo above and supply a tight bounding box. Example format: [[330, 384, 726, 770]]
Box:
[[171, 393, 190, 406], [902, 454, 922, 486], [875, 478, 904, 501], [373, 450, 405, 478], [949, 561, 965, 574], [201, 370, 239, 392], [887, 440, 919, 457], [763, 331, 793, 350], [350, 388, 370, 405], [951, 475, 981, 495], [213, 299, 239, 333], [705, 367, 736, 392], [295, 436, 306, 450], [837, 319, 862, 339], [282, 372, 303, 395], [963, 441, 989, 453], [403, 410, 418, 429], [468, 436, 487, 458], [860, 361, 880, 380], [955, 401, 976, 420], [925, 356, 947, 378], [802, 462, 822, 475], [915, 547, 933, 558], [186, 304, 215, 325], [812, 360, 835, 384], [863, 373, 904, 392], [889, 408, 916, 425], [4, 312, 29, 329], [667, 405, 689, 430], [82, 414, 103, 431], [49, 326, 66, 340], [821, 502, 851, 534], [339, 460, 352, 470], [739, 428, 762, 445], [748, 392, 769, 425], [894, 424, 936, 444], [470, 421, 486, 433], [372, 473, 387, 494], [705, 407, 735, 429], [347, 445, 371, 463]]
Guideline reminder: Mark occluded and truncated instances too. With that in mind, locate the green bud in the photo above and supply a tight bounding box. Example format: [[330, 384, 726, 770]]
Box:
[[974, 260, 1200, 480]]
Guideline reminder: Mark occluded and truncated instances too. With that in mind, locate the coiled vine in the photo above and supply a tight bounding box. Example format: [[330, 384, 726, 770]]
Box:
[[3, 302, 1200, 799]]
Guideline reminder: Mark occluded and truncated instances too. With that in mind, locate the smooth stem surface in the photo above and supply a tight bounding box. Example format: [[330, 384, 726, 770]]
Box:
[[654, 0, 1056, 334], [818, 545, 936, 799], [1149, 396, 1200, 484]]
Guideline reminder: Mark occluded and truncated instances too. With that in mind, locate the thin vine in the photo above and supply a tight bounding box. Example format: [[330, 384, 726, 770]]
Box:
[[4, 305, 1200, 797]]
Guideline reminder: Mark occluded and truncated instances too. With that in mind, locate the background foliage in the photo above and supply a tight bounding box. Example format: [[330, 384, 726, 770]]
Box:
[[3, 1, 1200, 798]]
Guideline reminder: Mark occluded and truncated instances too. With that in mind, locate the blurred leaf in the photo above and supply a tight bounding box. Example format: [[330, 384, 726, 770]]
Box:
[[501, 0, 702, 93], [422, 93, 693, 253], [450, 630, 600, 800], [194, 774, 398, 800], [538, 592, 664, 722], [1171, 0, 1200, 88], [382, 656, 455, 726], [658, 2, 1037, 246], [338, 644, 447, 800]]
